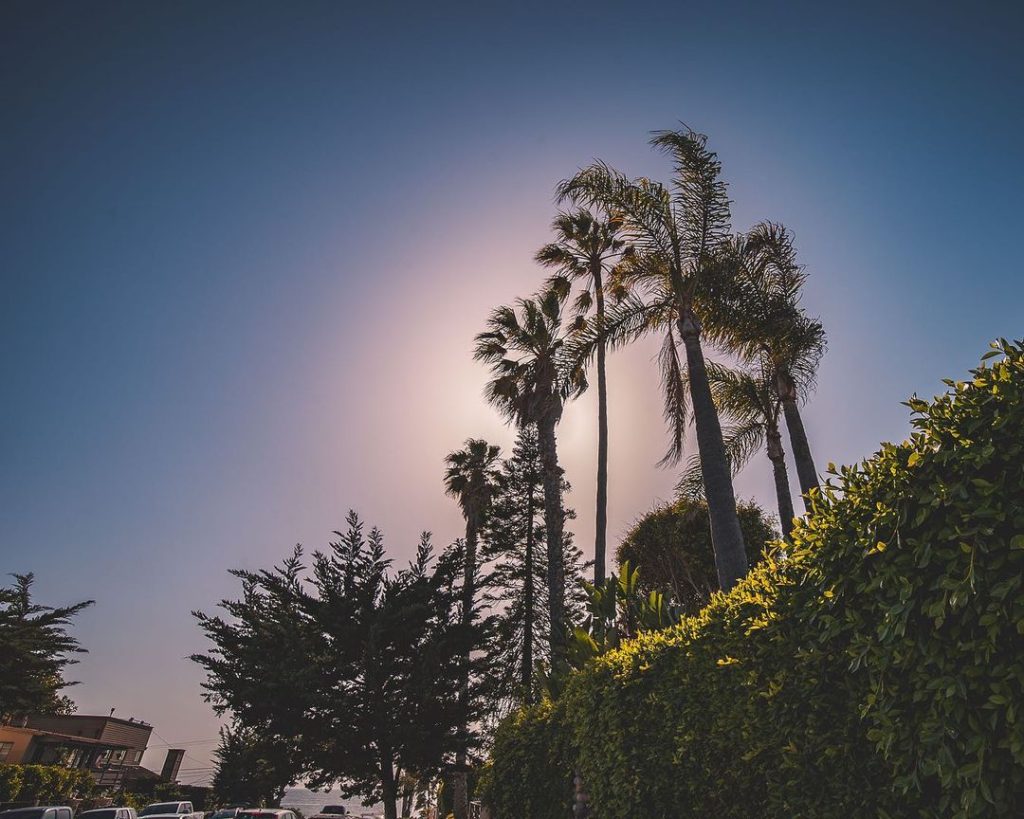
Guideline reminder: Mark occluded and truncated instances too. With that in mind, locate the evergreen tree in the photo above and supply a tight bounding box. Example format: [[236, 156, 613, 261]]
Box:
[[193, 514, 480, 819], [211, 723, 293, 807], [0, 573, 93, 721], [480, 426, 586, 716]]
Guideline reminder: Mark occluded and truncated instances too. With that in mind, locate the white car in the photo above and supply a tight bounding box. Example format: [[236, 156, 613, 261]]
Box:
[[236, 811, 299, 819], [80, 809, 139, 819], [139, 803, 202, 819]]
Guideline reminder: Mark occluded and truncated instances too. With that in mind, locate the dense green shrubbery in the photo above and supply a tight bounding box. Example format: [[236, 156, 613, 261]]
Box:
[[0, 763, 94, 802], [616, 497, 777, 614], [485, 341, 1024, 818], [477, 698, 574, 819]]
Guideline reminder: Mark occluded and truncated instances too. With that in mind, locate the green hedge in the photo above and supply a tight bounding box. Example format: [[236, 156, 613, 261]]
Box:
[[0, 763, 95, 802], [485, 340, 1024, 818], [477, 698, 575, 819]]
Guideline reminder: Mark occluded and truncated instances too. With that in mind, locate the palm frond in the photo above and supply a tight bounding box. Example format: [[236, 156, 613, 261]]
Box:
[[657, 325, 689, 467], [650, 127, 731, 264], [674, 418, 765, 495]]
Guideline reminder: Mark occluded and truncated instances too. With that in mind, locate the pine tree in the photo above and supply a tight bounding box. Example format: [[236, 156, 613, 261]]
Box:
[[480, 426, 586, 717], [0, 573, 93, 721]]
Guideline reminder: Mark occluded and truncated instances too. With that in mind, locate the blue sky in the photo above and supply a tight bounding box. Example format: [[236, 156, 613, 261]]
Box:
[[2, 0, 1022, 781]]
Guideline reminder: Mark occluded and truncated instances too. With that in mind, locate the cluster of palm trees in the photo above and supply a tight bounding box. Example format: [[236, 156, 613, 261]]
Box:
[[441, 126, 826, 819]]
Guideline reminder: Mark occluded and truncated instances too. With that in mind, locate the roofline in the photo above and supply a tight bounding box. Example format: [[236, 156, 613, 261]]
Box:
[[0, 726, 133, 748], [28, 714, 153, 729]]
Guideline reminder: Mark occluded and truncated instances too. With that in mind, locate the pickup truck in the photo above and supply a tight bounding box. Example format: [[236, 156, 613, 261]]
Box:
[[139, 803, 202, 819]]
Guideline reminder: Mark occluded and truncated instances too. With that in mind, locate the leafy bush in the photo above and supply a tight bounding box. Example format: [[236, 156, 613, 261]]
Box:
[[1, 764, 94, 802], [477, 698, 574, 819], [0, 764, 25, 801], [486, 341, 1024, 818], [617, 497, 776, 614]]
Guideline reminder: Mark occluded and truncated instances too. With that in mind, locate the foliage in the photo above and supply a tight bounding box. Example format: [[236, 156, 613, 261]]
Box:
[[0, 574, 93, 720], [480, 426, 587, 717], [564, 562, 681, 673], [211, 723, 292, 807], [486, 341, 1024, 818], [476, 699, 574, 819], [0, 763, 94, 802], [616, 496, 776, 613], [475, 291, 585, 665], [193, 513, 481, 819]]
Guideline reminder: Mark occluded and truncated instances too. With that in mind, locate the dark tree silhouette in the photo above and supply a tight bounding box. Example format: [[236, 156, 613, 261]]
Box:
[[559, 127, 749, 591], [475, 291, 585, 669], [0, 573, 93, 720], [536, 209, 628, 586]]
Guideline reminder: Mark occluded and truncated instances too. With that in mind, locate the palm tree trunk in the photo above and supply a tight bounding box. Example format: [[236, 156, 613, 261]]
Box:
[[522, 481, 536, 702], [537, 414, 566, 668], [778, 370, 818, 503], [766, 425, 795, 539], [453, 517, 477, 819], [678, 311, 748, 591], [594, 267, 609, 586]]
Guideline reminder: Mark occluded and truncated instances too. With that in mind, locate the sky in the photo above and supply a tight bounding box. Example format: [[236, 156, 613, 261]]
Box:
[[2, 0, 1022, 785]]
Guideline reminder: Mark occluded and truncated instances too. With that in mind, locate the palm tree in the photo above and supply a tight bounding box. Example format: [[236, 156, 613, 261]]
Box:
[[719, 222, 826, 504], [535, 209, 627, 586], [443, 438, 502, 819], [558, 127, 749, 591], [444, 438, 503, 630], [474, 290, 585, 668], [678, 358, 796, 538]]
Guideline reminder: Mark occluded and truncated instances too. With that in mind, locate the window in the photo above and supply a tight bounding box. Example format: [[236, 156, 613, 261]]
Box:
[[0, 741, 13, 762], [57, 810, 73, 819]]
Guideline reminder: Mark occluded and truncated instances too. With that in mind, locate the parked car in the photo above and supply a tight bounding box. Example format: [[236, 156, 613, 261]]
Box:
[[309, 807, 347, 818], [236, 810, 299, 819], [0, 807, 74, 819], [208, 809, 248, 819], [139, 803, 202, 819], [80, 808, 138, 819]]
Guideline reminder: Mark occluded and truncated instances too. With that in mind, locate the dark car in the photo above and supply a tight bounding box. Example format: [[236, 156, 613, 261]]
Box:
[[0, 808, 73, 819], [208, 810, 247, 819]]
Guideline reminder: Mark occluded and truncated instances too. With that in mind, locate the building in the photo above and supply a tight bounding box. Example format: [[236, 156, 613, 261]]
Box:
[[0, 714, 153, 789]]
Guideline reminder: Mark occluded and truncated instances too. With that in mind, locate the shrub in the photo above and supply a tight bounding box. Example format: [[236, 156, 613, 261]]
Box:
[[486, 340, 1024, 818], [477, 698, 574, 819], [616, 497, 776, 614], [0, 764, 25, 801], [4, 764, 94, 803]]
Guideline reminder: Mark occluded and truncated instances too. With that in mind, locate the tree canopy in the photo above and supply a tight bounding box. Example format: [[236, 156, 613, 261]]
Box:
[[192, 513, 481, 819], [616, 497, 776, 614], [0, 573, 93, 721]]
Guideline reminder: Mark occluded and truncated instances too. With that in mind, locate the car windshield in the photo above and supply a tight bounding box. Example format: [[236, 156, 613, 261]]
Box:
[[211, 812, 237, 819], [1, 810, 47, 819], [82, 811, 118, 819], [321, 809, 346, 815], [141, 805, 180, 816]]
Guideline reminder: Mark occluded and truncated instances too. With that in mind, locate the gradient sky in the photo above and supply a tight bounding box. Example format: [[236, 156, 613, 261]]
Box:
[[2, 0, 1022, 784]]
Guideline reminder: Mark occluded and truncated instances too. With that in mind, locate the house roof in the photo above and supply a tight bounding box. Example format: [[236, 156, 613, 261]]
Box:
[[0, 725, 132, 749]]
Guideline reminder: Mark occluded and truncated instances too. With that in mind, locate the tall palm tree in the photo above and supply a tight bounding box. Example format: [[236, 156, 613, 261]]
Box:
[[443, 438, 502, 819], [719, 222, 826, 504], [444, 438, 503, 629], [678, 358, 797, 538], [535, 209, 627, 586], [474, 290, 585, 668], [558, 127, 749, 591]]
